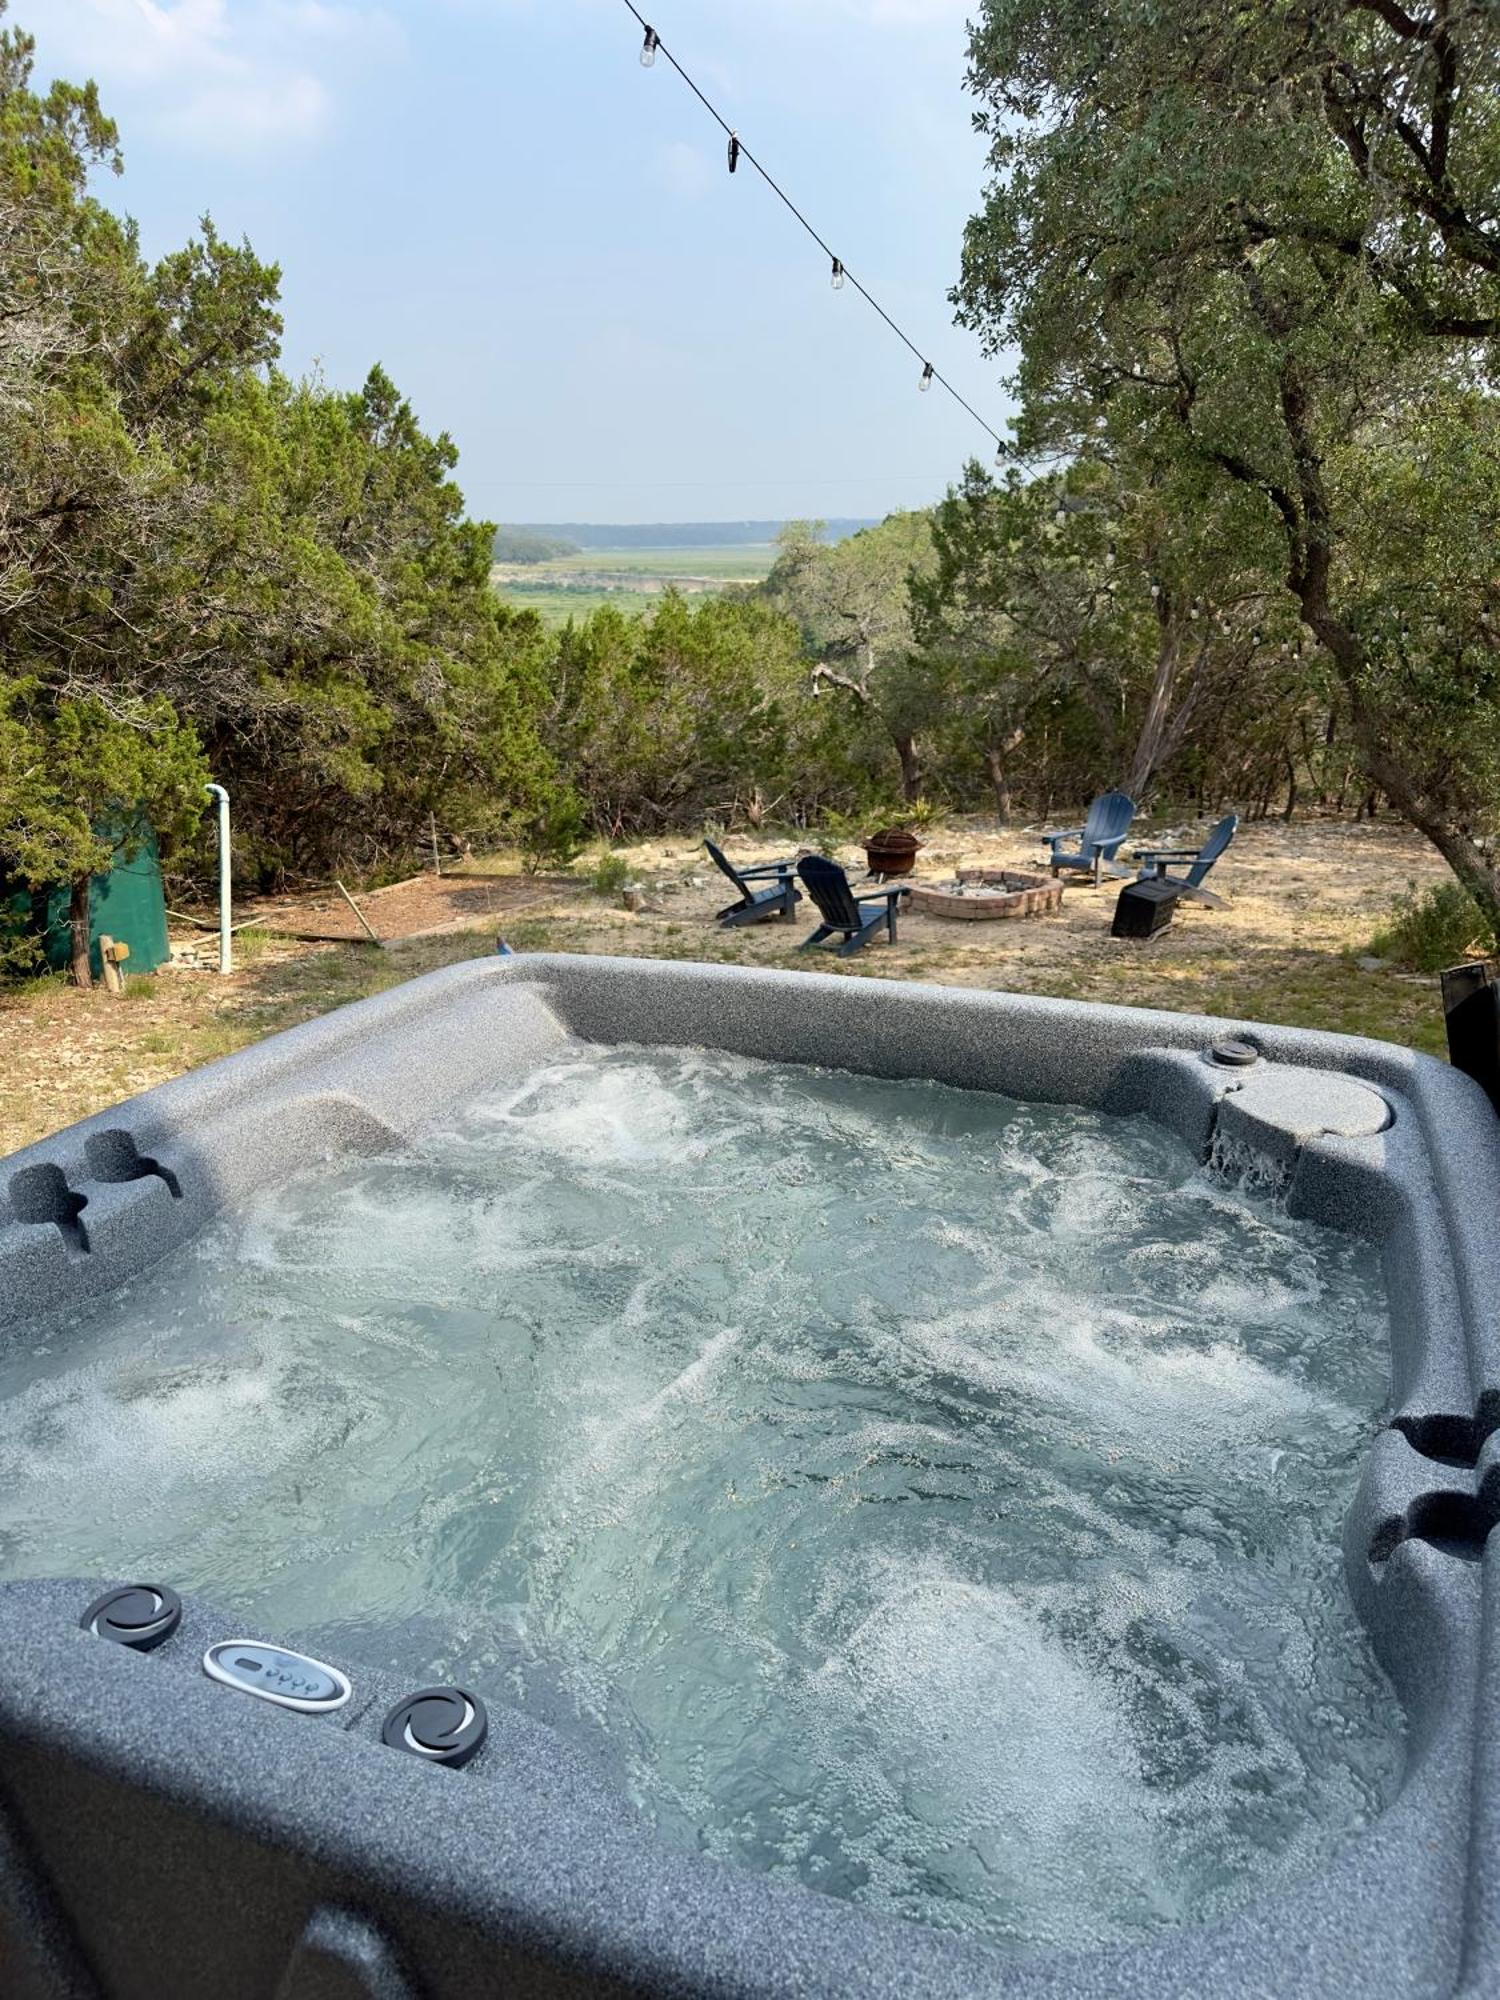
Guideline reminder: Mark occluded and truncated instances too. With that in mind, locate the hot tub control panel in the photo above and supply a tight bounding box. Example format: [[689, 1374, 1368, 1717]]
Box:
[[202, 1639, 352, 1713]]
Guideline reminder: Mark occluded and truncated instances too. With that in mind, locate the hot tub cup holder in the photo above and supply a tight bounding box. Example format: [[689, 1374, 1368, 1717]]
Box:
[[83, 1130, 182, 1200], [1369, 1485, 1499, 1567], [7, 1163, 90, 1256]]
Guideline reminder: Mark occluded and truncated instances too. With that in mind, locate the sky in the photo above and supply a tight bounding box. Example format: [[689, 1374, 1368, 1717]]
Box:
[[31, 0, 1015, 527]]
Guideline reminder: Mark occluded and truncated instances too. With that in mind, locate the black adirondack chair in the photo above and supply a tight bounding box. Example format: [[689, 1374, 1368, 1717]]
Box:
[[796, 855, 910, 958], [1130, 813, 1239, 909], [704, 839, 802, 927]]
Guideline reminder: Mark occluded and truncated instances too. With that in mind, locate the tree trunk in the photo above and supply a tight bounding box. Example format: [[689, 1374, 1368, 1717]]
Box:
[[893, 732, 921, 804], [1267, 350, 1500, 937], [984, 744, 1013, 822], [1127, 620, 1182, 800], [67, 875, 93, 990], [1307, 596, 1500, 935]]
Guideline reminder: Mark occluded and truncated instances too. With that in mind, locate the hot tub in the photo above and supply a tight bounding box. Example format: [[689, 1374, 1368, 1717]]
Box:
[[0, 954, 1495, 2000]]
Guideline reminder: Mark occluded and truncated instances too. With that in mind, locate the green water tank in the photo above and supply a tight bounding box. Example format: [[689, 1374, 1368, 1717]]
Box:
[[10, 824, 171, 980]]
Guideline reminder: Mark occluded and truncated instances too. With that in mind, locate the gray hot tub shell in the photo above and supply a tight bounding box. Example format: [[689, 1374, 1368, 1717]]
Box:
[[0, 953, 1496, 2000]]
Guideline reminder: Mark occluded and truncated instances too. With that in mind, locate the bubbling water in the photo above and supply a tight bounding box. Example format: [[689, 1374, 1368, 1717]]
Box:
[[0, 1046, 1401, 1953]]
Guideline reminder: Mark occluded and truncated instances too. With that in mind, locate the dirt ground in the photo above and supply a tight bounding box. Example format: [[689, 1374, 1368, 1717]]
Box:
[[237, 871, 584, 943], [0, 814, 1453, 1155]]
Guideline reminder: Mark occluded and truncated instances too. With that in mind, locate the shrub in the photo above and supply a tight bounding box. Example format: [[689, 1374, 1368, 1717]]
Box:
[[588, 852, 632, 897], [1369, 880, 1497, 973], [519, 791, 587, 874]]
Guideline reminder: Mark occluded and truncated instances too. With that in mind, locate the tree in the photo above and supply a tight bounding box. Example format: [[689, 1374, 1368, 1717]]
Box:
[[913, 460, 1293, 818], [957, 0, 1500, 925], [762, 514, 937, 802], [0, 0, 570, 950], [546, 593, 812, 835]]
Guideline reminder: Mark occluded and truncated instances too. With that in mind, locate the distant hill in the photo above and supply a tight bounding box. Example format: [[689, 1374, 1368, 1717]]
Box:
[[498, 519, 877, 553]]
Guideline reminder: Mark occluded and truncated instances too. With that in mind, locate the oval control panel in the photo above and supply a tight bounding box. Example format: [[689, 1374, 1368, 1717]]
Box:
[[203, 1640, 351, 1713]]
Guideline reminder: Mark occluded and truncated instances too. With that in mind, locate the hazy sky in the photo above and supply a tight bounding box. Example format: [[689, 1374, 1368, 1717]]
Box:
[[32, 0, 1015, 525]]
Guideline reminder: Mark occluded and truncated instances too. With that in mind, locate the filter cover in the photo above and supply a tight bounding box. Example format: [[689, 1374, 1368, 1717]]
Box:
[[80, 1583, 182, 1652], [382, 1686, 488, 1767]]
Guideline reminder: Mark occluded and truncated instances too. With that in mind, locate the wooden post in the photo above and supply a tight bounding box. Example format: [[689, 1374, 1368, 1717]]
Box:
[[334, 880, 383, 946], [98, 934, 129, 995]]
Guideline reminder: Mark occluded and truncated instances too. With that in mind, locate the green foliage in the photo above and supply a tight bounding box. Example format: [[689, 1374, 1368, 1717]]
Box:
[[760, 514, 938, 802], [0, 0, 575, 945], [588, 852, 633, 897], [956, 0, 1500, 922], [518, 786, 588, 874], [546, 592, 832, 834], [0, 681, 207, 892], [1370, 883, 1497, 975]]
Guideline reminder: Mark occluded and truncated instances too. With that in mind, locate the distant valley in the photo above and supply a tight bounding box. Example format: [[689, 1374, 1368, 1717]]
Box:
[[490, 519, 876, 627]]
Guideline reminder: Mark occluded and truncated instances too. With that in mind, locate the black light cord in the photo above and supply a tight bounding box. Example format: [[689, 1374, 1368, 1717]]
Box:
[[620, 1, 1007, 460]]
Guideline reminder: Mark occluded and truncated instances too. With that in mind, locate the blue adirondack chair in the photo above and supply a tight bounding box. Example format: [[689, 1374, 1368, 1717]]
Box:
[[705, 839, 802, 927], [1042, 790, 1137, 882], [1131, 813, 1239, 908], [796, 855, 909, 958]]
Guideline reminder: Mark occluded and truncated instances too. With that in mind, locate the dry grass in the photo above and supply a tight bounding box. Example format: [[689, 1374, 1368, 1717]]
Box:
[[0, 815, 1452, 1155]]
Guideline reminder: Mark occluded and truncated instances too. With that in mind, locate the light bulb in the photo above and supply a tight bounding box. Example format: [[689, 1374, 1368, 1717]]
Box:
[[831, 259, 845, 291], [995, 443, 1005, 467], [919, 362, 934, 392], [1105, 543, 1116, 568], [727, 132, 741, 174], [1054, 505, 1067, 526], [640, 27, 659, 66]]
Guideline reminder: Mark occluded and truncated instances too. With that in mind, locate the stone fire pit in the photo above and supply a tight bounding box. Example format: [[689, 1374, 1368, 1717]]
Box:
[[908, 869, 1066, 922]]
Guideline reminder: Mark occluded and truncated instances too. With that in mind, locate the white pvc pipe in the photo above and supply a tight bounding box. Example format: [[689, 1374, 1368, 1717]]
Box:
[[204, 783, 231, 975]]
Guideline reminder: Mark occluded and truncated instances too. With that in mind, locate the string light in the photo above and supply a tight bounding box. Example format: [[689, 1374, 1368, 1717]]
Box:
[[617, 0, 1006, 461]]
